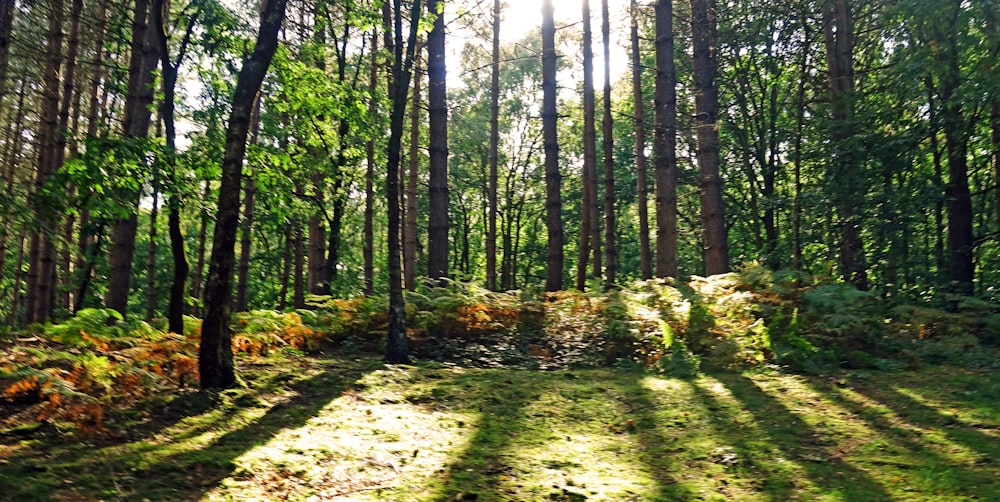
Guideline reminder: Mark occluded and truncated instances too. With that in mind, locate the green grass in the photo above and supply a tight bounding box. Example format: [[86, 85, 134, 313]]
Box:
[[1, 349, 998, 501]]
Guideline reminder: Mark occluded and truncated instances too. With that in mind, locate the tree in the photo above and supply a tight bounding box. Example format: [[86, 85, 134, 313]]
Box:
[[631, 0, 652, 280], [486, 0, 500, 291], [691, 0, 728, 275], [653, 0, 678, 278], [200, 0, 287, 389], [601, 0, 616, 288], [542, 0, 562, 292], [106, 0, 160, 316], [822, 0, 868, 290], [427, 0, 449, 281], [385, 0, 423, 364], [577, 0, 599, 291]]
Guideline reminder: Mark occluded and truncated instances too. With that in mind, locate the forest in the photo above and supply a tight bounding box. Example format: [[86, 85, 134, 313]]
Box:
[[0, 0, 999, 499]]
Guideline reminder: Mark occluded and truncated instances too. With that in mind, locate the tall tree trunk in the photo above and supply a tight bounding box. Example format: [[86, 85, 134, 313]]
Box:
[[364, 33, 377, 296], [791, 7, 809, 271], [822, 0, 867, 290], [385, 0, 423, 364], [307, 174, 326, 294], [486, 0, 500, 291], [993, 101, 999, 238], [542, 0, 563, 292], [235, 178, 256, 311], [405, 57, 421, 291], [426, 0, 449, 281], [25, 0, 66, 325], [601, 0, 616, 288], [0, 0, 13, 104], [145, 184, 159, 320], [151, 0, 197, 335], [577, 0, 599, 291], [691, 0, 728, 275], [279, 224, 292, 309], [653, 0, 678, 278], [55, 0, 84, 314], [200, 0, 286, 388], [107, 0, 160, 316], [631, 0, 651, 280], [293, 218, 305, 308], [190, 180, 210, 317]]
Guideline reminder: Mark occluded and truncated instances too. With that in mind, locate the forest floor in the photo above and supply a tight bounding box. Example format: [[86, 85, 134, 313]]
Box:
[[1, 336, 998, 502]]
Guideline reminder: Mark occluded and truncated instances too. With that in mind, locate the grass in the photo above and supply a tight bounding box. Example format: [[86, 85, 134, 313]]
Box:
[[1, 346, 998, 501]]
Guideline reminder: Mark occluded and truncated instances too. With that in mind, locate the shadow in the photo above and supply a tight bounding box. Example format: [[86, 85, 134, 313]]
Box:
[[0, 355, 377, 501], [711, 372, 894, 501], [431, 368, 544, 500], [801, 377, 1000, 499], [614, 376, 699, 500]]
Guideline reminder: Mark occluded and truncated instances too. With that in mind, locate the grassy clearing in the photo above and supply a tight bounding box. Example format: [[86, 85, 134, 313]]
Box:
[[1, 347, 997, 501]]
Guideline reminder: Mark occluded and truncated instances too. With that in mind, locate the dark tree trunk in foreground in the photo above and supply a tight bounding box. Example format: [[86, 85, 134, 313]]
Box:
[[653, 0, 678, 278], [823, 0, 868, 290], [385, 0, 423, 364], [993, 100, 999, 238], [691, 0, 729, 275], [200, 0, 286, 389], [631, 0, 651, 280], [601, 0, 616, 288], [542, 0, 563, 292], [427, 0, 449, 281], [486, 0, 500, 291], [0, 0, 13, 103]]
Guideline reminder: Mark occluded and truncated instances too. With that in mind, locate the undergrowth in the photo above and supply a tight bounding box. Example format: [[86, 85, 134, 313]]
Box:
[[3, 265, 998, 437]]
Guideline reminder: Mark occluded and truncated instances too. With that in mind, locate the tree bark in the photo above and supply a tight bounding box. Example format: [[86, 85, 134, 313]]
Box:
[[426, 0, 449, 282], [145, 184, 159, 320], [364, 32, 378, 296], [653, 0, 678, 278], [601, 0, 616, 289], [822, 0, 867, 290], [577, 0, 598, 291], [200, 0, 286, 388], [385, 0, 423, 364], [542, 0, 563, 292], [405, 56, 421, 291], [191, 180, 210, 317], [691, 0, 729, 275], [630, 0, 651, 280], [486, 0, 500, 291], [0, 0, 13, 105], [993, 100, 1000, 239], [25, 0, 66, 325]]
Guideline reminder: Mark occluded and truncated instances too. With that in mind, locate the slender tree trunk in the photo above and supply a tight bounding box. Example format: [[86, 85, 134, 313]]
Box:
[[200, 0, 286, 388], [791, 8, 809, 271], [55, 0, 84, 314], [145, 184, 159, 320], [577, 0, 598, 291], [26, 0, 66, 325], [426, 0, 449, 281], [405, 57, 421, 291], [630, 0, 651, 281], [486, 0, 500, 290], [364, 31, 378, 296], [653, 0, 678, 278], [822, 0, 867, 290], [691, 0, 728, 275], [9, 230, 25, 325], [293, 218, 305, 308], [542, 0, 563, 291], [993, 101, 999, 237], [0, 0, 13, 105], [307, 175, 325, 294], [107, 0, 160, 316], [601, 0, 616, 288], [235, 178, 256, 311], [278, 224, 292, 309], [385, 0, 423, 364], [191, 180, 210, 317]]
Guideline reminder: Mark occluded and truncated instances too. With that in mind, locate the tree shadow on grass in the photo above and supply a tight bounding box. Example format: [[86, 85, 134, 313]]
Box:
[[0, 356, 377, 501], [710, 372, 893, 501], [828, 377, 1000, 497], [431, 369, 545, 500]]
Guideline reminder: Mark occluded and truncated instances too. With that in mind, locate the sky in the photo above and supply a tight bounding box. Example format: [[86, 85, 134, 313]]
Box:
[[447, 0, 632, 87]]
